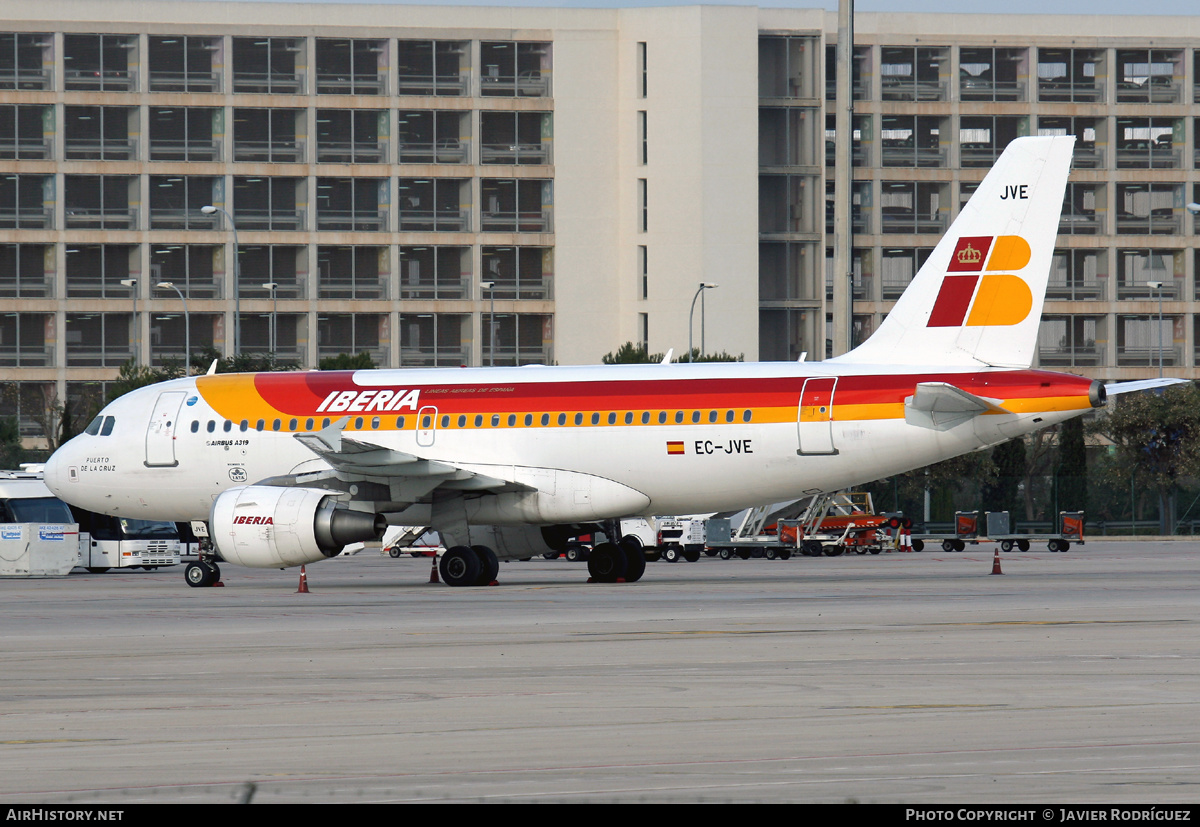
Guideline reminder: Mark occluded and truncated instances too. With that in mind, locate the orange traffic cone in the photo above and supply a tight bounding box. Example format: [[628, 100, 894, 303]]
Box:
[[429, 557, 440, 584], [296, 565, 310, 593], [990, 549, 1003, 575]]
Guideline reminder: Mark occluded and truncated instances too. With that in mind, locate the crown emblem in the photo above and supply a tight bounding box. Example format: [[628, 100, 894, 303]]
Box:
[[956, 243, 982, 265]]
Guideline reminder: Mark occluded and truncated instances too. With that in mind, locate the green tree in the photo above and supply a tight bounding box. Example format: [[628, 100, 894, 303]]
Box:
[[318, 352, 376, 370], [1099, 382, 1200, 533], [0, 415, 26, 470], [1055, 417, 1088, 514], [602, 343, 663, 364], [600, 342, 743, 364], [983, 437, 1026, 518]]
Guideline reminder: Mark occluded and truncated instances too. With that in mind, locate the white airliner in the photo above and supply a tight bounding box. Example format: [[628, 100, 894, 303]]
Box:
[[43, 136, 1172, 588]]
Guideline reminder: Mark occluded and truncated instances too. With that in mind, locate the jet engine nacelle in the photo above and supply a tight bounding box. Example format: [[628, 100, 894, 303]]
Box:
[[210, 485, 386, 568]]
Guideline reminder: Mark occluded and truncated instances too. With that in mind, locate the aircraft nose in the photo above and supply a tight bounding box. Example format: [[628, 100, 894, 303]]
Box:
[[43, 445, 68, 497]]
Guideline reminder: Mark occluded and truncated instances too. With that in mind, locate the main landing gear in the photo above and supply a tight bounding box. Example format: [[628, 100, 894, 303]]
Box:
[[439, 545, 500, 587], [585, 538, 646, 584]]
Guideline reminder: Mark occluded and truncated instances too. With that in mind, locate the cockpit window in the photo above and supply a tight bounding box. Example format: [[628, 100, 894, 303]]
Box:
[[84, 416, 103, 436], [100, 416, 115, 436]]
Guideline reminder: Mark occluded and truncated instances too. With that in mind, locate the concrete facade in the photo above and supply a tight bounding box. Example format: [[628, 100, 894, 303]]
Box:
[[0, 1, 1197, 443]]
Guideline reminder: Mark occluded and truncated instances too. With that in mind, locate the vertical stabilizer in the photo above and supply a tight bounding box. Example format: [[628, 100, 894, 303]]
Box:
[[832, 135, 1075, 368]]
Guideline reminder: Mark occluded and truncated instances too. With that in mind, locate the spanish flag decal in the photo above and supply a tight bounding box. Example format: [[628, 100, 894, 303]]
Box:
[[666, 441, 685, 455]]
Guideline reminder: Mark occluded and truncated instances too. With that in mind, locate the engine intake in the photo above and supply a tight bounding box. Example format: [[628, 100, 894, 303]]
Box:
[[211, 485, 385, 568]]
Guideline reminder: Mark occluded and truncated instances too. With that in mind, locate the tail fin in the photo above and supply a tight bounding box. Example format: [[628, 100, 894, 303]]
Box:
[[832, 135, 1075, 368]]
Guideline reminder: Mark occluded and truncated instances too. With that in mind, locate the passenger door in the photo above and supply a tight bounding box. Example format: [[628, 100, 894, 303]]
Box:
[[796, 377, 838, 456], [145, 391, 187, 467]]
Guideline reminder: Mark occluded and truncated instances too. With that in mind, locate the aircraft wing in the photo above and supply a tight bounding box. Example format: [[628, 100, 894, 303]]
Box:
[[904, 382, 1011, 431], [1104, 378, 1190, 396], [283, 417, 531, 500]]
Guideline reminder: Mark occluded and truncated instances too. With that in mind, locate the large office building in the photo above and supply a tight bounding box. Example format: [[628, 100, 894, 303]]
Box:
[[1, 1, 1198, 442]]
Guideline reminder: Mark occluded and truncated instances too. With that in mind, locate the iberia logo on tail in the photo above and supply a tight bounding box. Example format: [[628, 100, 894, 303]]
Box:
[[928, 235, 1032, 328]]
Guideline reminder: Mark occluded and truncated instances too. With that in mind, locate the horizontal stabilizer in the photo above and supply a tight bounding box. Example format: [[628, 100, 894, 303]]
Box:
[[905, 382, 1010, 431], [1104, 378, 1190, 397]]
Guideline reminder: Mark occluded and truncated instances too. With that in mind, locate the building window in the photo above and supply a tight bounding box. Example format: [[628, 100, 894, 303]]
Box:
[[318, 314, 387, 367], [233, 109, 302, 163], [315, 38, 386, 95], [318, 247, 386, 300], [638, 42, 647, 98], [400, 313, 469, 367], [480, 111, 550, 165], [232, 37, 305, 94], [149, 176, 219, 230], [0, 245, 52, 298], [398, 246, 470, 299], [638, 111, 647, 165], [65, 245, 135, 298], [481, 246, 552, 300], [398, 110, 469, 163], [316, 109, 386, 163], [148, 35, 221, 93], [638, 245, 648, 299], [638, 179, 648, 233], [480, 41, 550, 98], [0, 105, 50, 160], [150, 107, 220, 162], [396, 40, 469, 97], [315, 178, 386, 231]]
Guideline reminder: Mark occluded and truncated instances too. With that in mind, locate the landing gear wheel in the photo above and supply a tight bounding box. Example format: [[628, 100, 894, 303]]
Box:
[[587, 542, 627, 583], [471, 545, 499, 585], [184, 561, 217, 588], [619, 538, 646, 582], [440, 546, 481, 587], [1000, 540, 1014, 552]]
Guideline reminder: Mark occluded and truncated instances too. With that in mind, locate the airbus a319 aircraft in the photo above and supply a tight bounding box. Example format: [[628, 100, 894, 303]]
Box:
[[43, 136, 1169, 588]]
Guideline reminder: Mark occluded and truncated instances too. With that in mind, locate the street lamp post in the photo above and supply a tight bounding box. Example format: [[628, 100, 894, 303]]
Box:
[[687, 283, 718, 362], [480, 281, 495, 366], [262, 282, 278, 355], [119, 278, 138, 366], [201, 205, 239, 357], [1147, 280, 1164, 379], [156, 281, 190, 375]]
